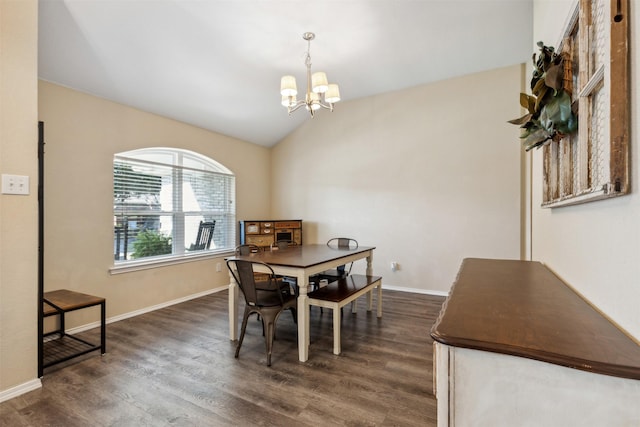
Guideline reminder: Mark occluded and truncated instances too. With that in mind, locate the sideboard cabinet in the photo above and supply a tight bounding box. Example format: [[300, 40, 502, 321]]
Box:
[[431, 258, 640, 426], [239, 220, 302, 249]]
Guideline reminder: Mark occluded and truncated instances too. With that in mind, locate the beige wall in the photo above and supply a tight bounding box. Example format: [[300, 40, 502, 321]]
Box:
[[272, 64, 524, 293], [531, 1, 640, 341], [37, 81, 271, 324], [0, 0, 39, 395]]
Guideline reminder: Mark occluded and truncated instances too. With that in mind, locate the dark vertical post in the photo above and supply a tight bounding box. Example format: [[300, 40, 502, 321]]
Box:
[[37, 121, 45, 377], [100, 301, 106, 354]]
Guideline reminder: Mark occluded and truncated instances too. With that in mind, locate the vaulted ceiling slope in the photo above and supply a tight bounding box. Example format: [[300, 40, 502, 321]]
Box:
[[38, 0, 533, 147]]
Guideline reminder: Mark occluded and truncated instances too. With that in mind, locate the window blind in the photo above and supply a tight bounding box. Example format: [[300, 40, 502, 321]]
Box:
[[114, 150, 235, 262]]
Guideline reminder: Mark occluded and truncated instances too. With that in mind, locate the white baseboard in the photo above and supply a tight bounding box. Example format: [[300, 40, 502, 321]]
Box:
[[382, 284, 449, 297], [65, 287, 226, 335], [0, 379, 42, 403]]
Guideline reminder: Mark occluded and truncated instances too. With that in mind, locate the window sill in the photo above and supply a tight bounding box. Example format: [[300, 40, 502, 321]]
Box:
[[109, 249, 235, 275]]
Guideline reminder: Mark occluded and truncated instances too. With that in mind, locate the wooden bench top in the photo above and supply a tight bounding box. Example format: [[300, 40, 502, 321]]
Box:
[[308, 274, 382, 302], [430, 258, 640, 380], [43, 289, 105, 315]]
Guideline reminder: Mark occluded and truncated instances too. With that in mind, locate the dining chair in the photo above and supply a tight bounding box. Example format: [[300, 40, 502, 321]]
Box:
[[318, 237, 359, 282], [226, 259, 297, 366], [235, 244, 261, 256], [236, 243, 290, 303], [270, 240, 297, 251], [269, 240, 300, 293]]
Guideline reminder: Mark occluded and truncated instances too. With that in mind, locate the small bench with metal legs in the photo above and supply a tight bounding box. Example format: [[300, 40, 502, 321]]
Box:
[[307, 274, 382, 355], [43, 289, 106, 369]]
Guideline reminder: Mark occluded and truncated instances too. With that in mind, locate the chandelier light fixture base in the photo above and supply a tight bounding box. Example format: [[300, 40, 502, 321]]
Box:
[[280, 32, 341, 117]]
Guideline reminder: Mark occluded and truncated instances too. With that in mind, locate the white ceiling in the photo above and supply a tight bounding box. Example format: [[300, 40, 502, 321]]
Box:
[[38, 0, 533, 147]]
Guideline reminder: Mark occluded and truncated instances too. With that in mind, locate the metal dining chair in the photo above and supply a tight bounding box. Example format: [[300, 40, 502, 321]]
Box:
[[318, 237, 359, 282], [226, 259, 297, 366], [270, 240, 297, 251], [310, 238, 359, 314], [235, 244, 261, 255]]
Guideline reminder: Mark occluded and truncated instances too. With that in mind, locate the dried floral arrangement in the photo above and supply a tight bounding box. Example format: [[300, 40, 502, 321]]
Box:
[[509, 41, 578, 151]]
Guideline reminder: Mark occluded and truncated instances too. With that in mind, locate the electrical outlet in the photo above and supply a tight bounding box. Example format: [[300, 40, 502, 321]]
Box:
[[391, 261, 399, 272], [1, 174, 30, 195], [216, 262, 222, 272]]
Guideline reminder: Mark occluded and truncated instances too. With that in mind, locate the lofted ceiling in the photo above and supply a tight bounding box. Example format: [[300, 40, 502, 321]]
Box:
[[38, 0, 533, 147]]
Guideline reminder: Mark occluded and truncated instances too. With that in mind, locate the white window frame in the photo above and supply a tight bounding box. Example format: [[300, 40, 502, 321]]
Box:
[[110, 148, 235, 274]]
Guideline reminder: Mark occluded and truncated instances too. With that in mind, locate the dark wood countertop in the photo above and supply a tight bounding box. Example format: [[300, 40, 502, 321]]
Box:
[[430, 258, 640, 380]]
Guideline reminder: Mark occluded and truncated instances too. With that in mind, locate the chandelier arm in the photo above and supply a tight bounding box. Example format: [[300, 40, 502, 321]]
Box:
[[316, 102, 334, 111], [287, 102, 307, 115]]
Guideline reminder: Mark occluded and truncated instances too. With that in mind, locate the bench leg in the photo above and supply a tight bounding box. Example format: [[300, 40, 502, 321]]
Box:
[[376, 283, 382, 317], [100, 301, 106, 354], [367, 289, 373, 311], [60, 312, 66, 337], [333, 304, 341, 355]]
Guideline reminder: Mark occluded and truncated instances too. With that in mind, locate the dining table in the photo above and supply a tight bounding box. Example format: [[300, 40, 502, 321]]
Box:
[[227, 243, 375, 362]]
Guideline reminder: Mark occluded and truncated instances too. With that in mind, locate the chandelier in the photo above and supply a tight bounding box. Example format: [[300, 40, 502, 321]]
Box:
[[280, 32, 341, 117]]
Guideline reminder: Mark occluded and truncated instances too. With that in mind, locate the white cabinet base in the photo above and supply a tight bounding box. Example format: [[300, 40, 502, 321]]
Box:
[[434, 343, 640, 427]]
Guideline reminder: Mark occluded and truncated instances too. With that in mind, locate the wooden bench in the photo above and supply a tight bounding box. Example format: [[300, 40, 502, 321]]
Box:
[[43, 289, 106, 369], [307, 274, 382, 355]]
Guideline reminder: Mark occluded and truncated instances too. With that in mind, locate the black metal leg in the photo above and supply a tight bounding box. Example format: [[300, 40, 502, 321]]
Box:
[[59, 312, 66, 337], [236, 307, 251, 358], [100, 301, 106, 354]]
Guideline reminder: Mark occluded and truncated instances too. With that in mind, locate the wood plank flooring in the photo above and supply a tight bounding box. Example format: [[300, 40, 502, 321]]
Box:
[[1, 289, 445, 426]]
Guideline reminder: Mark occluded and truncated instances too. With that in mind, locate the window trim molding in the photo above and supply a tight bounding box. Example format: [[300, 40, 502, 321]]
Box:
[[109, 248, 235, 275]]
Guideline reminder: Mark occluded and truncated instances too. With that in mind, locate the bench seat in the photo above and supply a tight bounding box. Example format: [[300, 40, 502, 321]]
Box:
[[307, 274, 382, 355], [42, 289, 106, 371]]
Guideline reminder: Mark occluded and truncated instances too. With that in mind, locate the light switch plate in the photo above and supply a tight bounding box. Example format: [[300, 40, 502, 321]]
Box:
[[1, 174, 30, 195]]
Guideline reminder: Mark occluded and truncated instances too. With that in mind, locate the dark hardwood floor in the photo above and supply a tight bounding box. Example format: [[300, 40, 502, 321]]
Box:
[[1, 289, 445, 426]]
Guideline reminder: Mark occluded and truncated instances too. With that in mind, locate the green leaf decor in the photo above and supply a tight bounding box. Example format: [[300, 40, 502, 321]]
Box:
[[509, 41, 578, 151]]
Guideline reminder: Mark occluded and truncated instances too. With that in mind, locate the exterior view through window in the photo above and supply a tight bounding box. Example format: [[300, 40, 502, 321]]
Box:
[[113, 148, 235, 262]]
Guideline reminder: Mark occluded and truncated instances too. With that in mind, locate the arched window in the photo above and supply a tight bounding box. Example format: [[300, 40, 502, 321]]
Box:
[[113, 148, 235, 264]]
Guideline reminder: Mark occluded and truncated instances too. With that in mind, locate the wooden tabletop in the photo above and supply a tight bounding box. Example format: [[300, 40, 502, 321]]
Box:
[[228, 244, 375, 268], [430, 258, 640, 380]]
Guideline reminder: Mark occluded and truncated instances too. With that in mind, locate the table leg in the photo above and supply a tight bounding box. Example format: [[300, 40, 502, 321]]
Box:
[[297, 271, 310, 362], [366, 251, 375, 312], [333, 303, 341, 355], [228, 271, 239, 341]]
